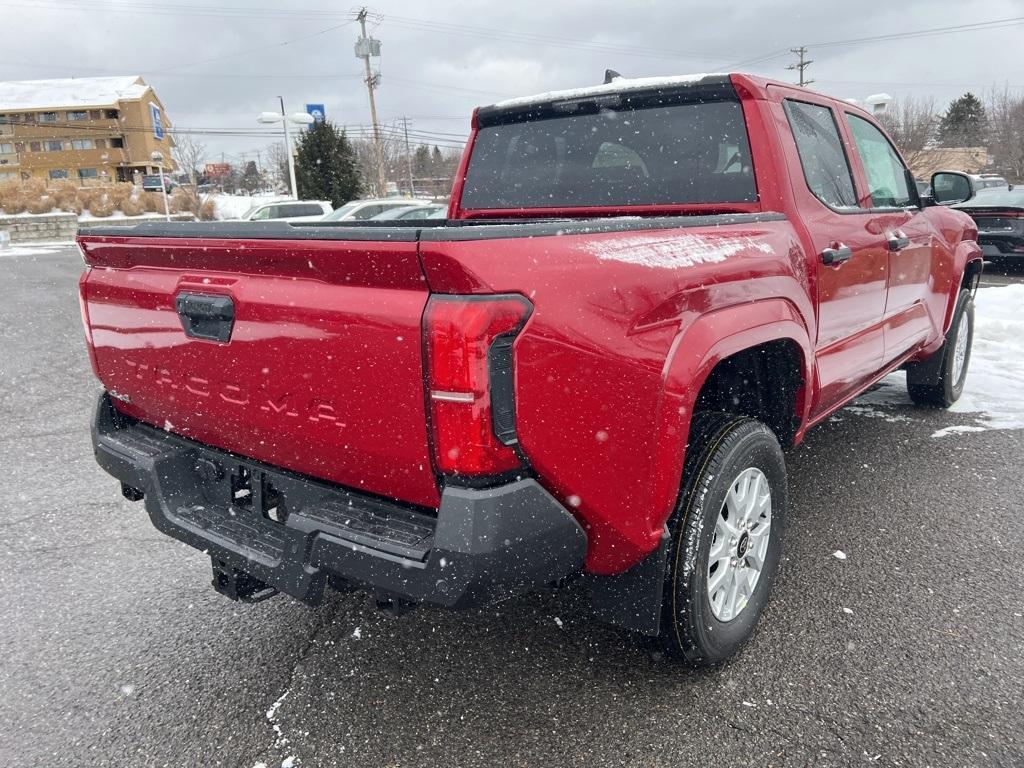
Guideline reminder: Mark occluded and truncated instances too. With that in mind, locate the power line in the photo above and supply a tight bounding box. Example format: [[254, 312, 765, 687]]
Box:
[[733, 14, 1024, 69], [0, 1, 739, 63], [153, 19, 356, 73]]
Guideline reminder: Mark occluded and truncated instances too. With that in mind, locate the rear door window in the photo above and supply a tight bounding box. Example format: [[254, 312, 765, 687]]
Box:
[[783, 100, 858, 210], [461, 96, 756, 209]]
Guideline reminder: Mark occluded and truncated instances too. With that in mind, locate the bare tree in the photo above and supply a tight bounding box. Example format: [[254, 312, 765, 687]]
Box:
[[265, 141, 290, 194], [171, 134, 207, 188], [351, 130, 406, 197], [877, 96, 942, 169], [986, 88, 1024, 182]]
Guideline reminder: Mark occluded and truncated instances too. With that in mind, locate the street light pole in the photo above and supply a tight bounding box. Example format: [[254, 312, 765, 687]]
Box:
[[279, 96, 299, 200], [258, 104, 312, 199]]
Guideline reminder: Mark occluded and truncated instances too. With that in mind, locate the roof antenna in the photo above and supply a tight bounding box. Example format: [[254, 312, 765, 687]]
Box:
[[604, 69, 623, 84]]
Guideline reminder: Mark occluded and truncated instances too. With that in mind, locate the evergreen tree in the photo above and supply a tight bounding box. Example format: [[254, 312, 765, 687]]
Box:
[[412, 145, 431, 177], [241, 160, 261, 194], [938, 92, 988, 147], [293, 121, 362, 206], [431, 145, 443, 174]]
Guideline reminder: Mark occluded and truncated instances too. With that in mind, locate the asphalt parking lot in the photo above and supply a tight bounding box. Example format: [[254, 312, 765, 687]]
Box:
[[2, 244, 1022, 768]]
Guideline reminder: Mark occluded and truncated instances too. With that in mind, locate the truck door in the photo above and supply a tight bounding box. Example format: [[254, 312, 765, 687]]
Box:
[[842, 112, 936, 362], [778, 97, 891, 417]]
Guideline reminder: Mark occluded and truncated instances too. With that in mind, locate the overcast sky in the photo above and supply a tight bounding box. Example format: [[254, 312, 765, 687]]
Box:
[[2, 0, 1024, 163]]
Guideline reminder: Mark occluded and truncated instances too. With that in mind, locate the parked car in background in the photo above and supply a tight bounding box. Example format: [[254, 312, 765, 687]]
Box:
[[972, 173, 1008, 191], [321, 198, 433, 222], [370, 203, 446, 220], [241, 200, 333, 223], [954, 185, 1024, 260]]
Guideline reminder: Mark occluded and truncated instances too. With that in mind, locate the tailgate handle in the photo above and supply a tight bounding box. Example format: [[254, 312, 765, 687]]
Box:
[[176, 293, 235, 343]]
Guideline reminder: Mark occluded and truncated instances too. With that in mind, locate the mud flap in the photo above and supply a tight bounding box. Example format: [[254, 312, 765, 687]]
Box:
[[584, 527, 670, 636]]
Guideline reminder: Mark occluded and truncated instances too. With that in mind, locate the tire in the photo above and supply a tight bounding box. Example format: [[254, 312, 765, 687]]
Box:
[[661, 412, 787, 665], [906, 288, 974, 408]]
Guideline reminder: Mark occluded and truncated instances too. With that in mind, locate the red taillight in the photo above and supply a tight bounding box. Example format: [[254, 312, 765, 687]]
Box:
[[424, 294, 532, 476]]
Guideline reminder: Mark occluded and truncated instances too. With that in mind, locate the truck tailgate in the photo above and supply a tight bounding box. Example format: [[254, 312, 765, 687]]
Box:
[[78, 231, 440, 508]]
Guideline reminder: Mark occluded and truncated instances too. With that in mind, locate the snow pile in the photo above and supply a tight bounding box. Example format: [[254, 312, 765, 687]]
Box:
[[586, 233, 772, 269], [857, 284, 1024, 432]]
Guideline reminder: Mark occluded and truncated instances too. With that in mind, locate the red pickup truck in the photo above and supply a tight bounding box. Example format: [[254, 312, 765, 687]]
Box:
[[78, 74, 982, 665]]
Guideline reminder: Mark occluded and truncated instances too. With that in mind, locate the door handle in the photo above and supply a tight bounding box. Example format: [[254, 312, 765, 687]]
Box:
[[821, 244, 853, 265], [887, 231, 911, 251], [176, 292, 235, 342]]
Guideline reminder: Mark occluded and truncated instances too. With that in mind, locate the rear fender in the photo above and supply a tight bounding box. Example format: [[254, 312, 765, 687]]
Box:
[[646, 299, 812, 538]]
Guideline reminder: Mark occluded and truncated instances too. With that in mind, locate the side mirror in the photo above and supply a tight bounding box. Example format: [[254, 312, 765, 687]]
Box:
[[931, 171, 974, 206]]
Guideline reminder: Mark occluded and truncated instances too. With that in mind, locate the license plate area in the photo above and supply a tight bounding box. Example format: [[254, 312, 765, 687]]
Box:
[[228, 464, 287, 524]]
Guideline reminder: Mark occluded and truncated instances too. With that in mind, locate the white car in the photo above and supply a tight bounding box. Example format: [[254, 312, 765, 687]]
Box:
[[242, 200, 334, 223], [321, 198, 434, 222]]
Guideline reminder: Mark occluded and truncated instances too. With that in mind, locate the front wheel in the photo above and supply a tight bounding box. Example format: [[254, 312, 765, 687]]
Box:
[[906, 288, 974, 408], [661, 412, 787, 665]]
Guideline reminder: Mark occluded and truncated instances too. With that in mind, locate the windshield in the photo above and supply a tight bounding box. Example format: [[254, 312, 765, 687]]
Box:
[[461, 97, 756, 210], [320, 201, 362, 220]]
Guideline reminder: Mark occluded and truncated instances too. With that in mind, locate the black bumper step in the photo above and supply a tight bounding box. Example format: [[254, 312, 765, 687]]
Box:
[[92, 393, 587, 609]]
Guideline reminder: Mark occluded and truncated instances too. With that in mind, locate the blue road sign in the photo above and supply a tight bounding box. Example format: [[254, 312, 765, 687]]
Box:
[[305, 104, 326, 124]]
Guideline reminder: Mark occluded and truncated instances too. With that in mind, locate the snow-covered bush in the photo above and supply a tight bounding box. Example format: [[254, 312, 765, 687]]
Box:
[[89, 197, 115, 217], [50, 181, 80, 212], [26, 197, 54, 214], [198, 199, 216, 220], [120, 196, 145, 216], [107, 183, 135, 208], [1, 193, 26, 214], [169, 188, 196, 214], [142, 193, 164, 213]]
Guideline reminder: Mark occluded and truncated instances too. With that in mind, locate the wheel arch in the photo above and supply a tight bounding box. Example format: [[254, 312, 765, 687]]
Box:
[[943, 243, 983, 333], [646, 298, 812, 545]]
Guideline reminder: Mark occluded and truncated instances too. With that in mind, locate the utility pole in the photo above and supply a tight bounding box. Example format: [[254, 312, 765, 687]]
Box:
[[402, 116, 415, 197], [787, 46, 814, 88], [356, 7, 387, 196]]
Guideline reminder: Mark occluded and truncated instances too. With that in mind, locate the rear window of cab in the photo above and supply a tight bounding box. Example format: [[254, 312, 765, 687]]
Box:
[[461, 92, 756, 210]]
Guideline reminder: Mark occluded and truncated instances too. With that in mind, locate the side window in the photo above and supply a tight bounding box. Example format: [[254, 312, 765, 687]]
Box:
[[783, 100, 858, 209], [352, 205, 383, 220], [845, 114, 912, 209], [250, 206, 271, 221]]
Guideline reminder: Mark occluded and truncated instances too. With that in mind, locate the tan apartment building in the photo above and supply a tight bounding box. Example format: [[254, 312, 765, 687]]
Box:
[[0, 75, 176, 186]]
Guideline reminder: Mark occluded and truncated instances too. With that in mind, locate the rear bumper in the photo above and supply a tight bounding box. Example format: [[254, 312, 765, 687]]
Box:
[[92, 393, 586, 609], [980, 237, 1024, 258]]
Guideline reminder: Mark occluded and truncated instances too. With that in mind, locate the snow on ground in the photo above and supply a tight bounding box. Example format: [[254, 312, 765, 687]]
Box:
[[211, 193, 287, 220], [856, 284, 1024, 434], [0, 243, 66, 257]]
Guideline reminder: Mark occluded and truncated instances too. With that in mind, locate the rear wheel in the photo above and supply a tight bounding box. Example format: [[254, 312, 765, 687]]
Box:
[[661, 412, 787, 665], [906, 289, 974, 408]]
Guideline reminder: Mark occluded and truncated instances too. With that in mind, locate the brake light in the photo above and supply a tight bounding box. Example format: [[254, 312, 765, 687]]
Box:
[[424, 294, 533, 476]]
